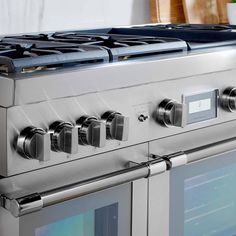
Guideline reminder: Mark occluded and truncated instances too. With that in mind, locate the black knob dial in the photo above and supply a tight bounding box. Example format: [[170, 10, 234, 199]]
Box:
[[16, 126, 50, 161], [101, 111, 129, 141], [50, 121, 78, 154], [77, 116, 106, 148]]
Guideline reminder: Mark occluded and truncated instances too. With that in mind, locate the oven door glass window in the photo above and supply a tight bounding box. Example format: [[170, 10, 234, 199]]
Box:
[[36, 203, 118, 236], [170, 151, 236, 236], [20, 184, 131, 236]]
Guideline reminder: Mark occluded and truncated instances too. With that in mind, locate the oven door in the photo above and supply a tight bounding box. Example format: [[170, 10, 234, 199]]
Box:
[[170, 151, 236, 236], [20, 184, 131, 236], [0, 144, 150, 236], [149, 129, 236, 236]]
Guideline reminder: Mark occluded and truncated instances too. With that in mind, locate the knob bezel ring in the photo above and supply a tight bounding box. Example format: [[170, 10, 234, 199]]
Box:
[[101, 111, 121, 140], [156, 99, 176, 127], [76, 116, 100, 146], [49, 121, 74, 152], [221, 87, 236, 112], [17, 126, 47, 159]]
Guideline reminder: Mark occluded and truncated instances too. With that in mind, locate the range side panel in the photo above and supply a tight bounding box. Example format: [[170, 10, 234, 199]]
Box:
[[0, 208, 19, 236], [0, 77, 14, 107], [0, 108, 7, 176]]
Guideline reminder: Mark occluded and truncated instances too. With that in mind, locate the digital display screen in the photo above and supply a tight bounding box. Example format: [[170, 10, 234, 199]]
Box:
[[184, 90, 218, 124], [184, 164, 236, 236], [36, 203, 118, 236], [189, 98, 211, 114]]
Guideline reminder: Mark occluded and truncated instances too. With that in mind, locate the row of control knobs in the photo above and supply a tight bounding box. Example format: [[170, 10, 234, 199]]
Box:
[[16, 87, 236, 160], [156, 87, 236, 127], [17, 111, 129, 161]]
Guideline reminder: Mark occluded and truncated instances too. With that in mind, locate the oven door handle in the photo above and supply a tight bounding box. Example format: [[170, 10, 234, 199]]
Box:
[[185, 136, 236, 163], [2, 136, 236, 218], [152, 137, 236, 169], [0, 158, 167, 217]]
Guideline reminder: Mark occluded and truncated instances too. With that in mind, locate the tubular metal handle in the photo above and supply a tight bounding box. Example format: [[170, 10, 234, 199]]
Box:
[[186, 136, 236, 163], [2, 136, 236, 218], [0, 158, 166, 217]]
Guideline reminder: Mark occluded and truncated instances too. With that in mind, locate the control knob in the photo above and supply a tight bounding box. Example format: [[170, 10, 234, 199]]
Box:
[[16, 126, 50, 161], [77, 116, 106, 148], [221, 87, 236, 112], [50, 121, 78, 154], [101, 111, 129, 141], [156, 99, 186, 127]]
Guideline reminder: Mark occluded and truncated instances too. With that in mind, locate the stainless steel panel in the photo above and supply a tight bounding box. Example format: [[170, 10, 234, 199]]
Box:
[[0, 144, 148, 195], [0, 108, 7, 176], [148, 172, 169, 236], [149, 120, 236, 158], [0, 76, 14, 107], [12, 48, 236, 105], [4, 69, 236, 176], [132, 179, 148, 236], [0, 207, 19, 236]]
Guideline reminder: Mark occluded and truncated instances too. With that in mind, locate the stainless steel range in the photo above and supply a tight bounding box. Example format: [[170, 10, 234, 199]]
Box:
[[1, 24, 236, 236]]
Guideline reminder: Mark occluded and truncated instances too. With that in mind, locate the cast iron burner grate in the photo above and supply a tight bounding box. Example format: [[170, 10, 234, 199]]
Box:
[[0, 40, 109, 75], [145, 24, 232, 32], [50, 32, 187, 61], [111, 24, 236, 48], [51, 32, 169, 45], [1, 32, 187, 70]]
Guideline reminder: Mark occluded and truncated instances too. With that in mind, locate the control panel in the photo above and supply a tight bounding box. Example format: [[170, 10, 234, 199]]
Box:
[[16, 112, 130, 161], [4, 66, 236, 177], [15, 87, 236, 162]]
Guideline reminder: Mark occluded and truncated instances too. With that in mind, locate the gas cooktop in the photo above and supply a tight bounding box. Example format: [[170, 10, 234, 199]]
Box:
[[0, 33, 186, 75], [1, 24, 236, 76]]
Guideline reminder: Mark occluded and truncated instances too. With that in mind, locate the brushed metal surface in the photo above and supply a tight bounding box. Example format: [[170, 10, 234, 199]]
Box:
[[0, 144, 149, 235], [0, 47, 235, 107], [3, 68, 236, 176]]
